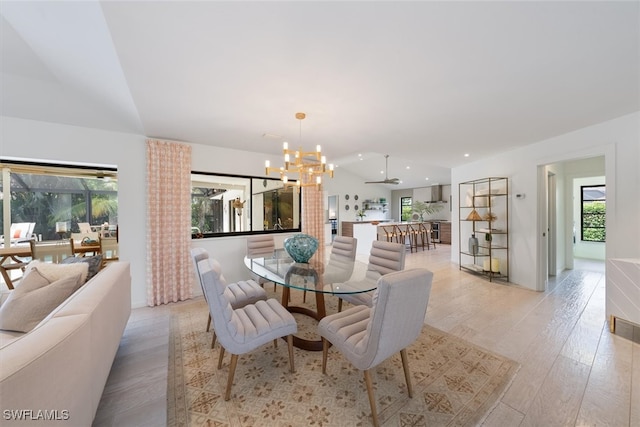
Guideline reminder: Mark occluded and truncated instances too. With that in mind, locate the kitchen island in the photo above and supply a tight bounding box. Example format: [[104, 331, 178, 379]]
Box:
[[341, 221, 386, 255]]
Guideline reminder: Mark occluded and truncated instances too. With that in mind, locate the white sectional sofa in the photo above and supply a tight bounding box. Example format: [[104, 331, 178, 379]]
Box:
[[0, 262, 131, 426]]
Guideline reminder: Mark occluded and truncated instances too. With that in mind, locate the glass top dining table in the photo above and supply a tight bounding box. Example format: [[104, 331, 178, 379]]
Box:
[[244, 248, 376, 350]]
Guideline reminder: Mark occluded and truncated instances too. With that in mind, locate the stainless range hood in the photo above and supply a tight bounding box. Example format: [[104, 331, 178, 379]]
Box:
[[427, 185, 446, 203]]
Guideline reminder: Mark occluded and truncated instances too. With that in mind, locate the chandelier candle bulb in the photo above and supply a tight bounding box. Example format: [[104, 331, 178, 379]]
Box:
[[264, 112, 334, 189]]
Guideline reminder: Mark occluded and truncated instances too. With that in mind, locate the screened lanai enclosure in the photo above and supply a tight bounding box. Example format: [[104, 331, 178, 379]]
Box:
[[1, 162, 118, 244]]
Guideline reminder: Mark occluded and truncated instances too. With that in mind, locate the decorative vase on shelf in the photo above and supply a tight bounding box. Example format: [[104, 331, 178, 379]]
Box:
[[468, 234, 479, 255], [284, 234, 319, 263]]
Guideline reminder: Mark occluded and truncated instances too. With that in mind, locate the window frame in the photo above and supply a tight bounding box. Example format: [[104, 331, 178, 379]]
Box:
[[580, 184, 606, 243], [191, 170, 302, 239], [400, 196, 413, 222], [1, 159, 118, 241]]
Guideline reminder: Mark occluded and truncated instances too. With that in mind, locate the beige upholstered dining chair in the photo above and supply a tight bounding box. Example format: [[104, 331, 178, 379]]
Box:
[[322, 236, 358, 286], [318, 268, 434, 427], [29, 240, 73, 263], [336, 240, 405, 311], [246, 234, 276, 291], [190, 248, 268, 348], [196, 256, 297, 401]]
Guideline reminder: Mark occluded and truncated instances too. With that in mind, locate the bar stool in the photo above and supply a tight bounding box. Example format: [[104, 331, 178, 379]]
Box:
[[407, 223, 422, 252], [420, 223, 436, 250], [394, 224, 410, 250], [380, 225, 398, 242]]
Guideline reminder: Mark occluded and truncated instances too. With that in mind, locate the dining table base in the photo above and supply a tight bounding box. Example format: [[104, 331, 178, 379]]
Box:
[[281, 286, 327, 351]]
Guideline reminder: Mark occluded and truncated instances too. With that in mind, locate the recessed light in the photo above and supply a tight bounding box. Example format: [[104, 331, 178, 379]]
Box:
[[464, 153, 470, 157], [425, 177, 429, 180], [358, 153, 362, 157], [380, 170, 384, 174]]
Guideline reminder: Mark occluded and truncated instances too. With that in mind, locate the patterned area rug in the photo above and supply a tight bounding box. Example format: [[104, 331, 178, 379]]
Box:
[[167, 290, 519, 427]]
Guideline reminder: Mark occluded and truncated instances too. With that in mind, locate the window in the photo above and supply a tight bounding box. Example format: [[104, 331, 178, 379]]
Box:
[[191, 172, 301, 238], [401, 197, 413, 221], [581, 185, 605, 242], [1, 160, 118, 242]]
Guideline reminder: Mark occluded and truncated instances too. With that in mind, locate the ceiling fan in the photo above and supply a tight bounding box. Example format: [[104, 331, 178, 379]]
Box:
[[365, 154, 400, 185]]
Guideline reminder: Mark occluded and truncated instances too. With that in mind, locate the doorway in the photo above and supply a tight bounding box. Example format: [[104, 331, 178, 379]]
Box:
[[328, 195, 338, 242], [537, 155, 607, 291]]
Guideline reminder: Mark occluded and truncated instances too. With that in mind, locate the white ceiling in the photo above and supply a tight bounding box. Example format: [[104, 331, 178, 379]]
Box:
[[1, 1, 638, 189]]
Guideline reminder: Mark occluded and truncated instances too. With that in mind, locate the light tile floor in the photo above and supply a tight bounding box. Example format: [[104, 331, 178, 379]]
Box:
[[93, 247, 639, 426]]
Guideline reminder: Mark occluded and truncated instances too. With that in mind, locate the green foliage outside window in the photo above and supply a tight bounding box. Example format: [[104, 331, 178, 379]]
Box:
[[582, 201, 605, 242], [400, 197, 412, 221]]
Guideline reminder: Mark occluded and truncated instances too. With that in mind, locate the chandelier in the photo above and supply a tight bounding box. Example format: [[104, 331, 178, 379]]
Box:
[[264, 112, 334, 190]]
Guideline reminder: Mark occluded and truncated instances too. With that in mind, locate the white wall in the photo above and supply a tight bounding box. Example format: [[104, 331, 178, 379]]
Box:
[[451, 112, 640, 291], [4, 111, 637, 300], [1, 116, 148, 306], [0, 117, 301, 305], [322, 168, 392, 224]]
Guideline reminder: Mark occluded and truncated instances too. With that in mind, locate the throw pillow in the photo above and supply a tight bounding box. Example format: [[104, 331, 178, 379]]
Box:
[[61, 255, 103, 282], [25, 260, 89, 284], [0, 268, 83, 332]]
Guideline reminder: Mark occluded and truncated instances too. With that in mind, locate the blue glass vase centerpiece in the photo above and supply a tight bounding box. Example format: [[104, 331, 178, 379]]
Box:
[[284, 234, 319, 263]]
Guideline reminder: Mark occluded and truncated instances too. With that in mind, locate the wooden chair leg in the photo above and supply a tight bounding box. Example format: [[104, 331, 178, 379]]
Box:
[[338, 298, 343, 312], [287, 335, 295, 373], [364, 370, 379, 427], [400, 348, 413, 398], [321, 338, 329, 374], [273, 339, 278, 348], [206, 313, 211, 332], [224, 354, 238, 401], [218, 347, 225, 369], [211, 331, 217, 349]]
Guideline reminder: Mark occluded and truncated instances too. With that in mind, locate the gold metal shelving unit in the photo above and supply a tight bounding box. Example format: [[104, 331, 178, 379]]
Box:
[[458, 177, 509, 282]]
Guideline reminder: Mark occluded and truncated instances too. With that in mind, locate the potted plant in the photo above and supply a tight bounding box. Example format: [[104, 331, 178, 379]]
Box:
[[411, 200, 443, 222], [356, 209, 366, 221]]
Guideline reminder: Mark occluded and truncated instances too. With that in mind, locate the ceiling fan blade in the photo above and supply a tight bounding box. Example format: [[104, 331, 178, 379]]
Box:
[[365, 178, 400, 184], [365, 154, 400, 185]]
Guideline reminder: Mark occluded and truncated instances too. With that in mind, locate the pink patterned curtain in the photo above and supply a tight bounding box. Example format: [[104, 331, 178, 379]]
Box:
[[146, 139, 193, 306], [302, 183, 325, 264]]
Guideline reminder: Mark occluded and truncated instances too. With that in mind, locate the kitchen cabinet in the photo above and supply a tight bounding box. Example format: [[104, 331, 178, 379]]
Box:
[[439, 222, 451, 244]]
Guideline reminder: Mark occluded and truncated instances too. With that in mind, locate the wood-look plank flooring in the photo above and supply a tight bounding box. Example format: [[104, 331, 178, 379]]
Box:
[[93, 246, 639, 426]]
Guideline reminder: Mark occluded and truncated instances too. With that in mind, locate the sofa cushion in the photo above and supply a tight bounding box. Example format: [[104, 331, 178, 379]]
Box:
[[61, 255, 103, 282], [0, 268, 83, 333], [25, 259, 89, 284]]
